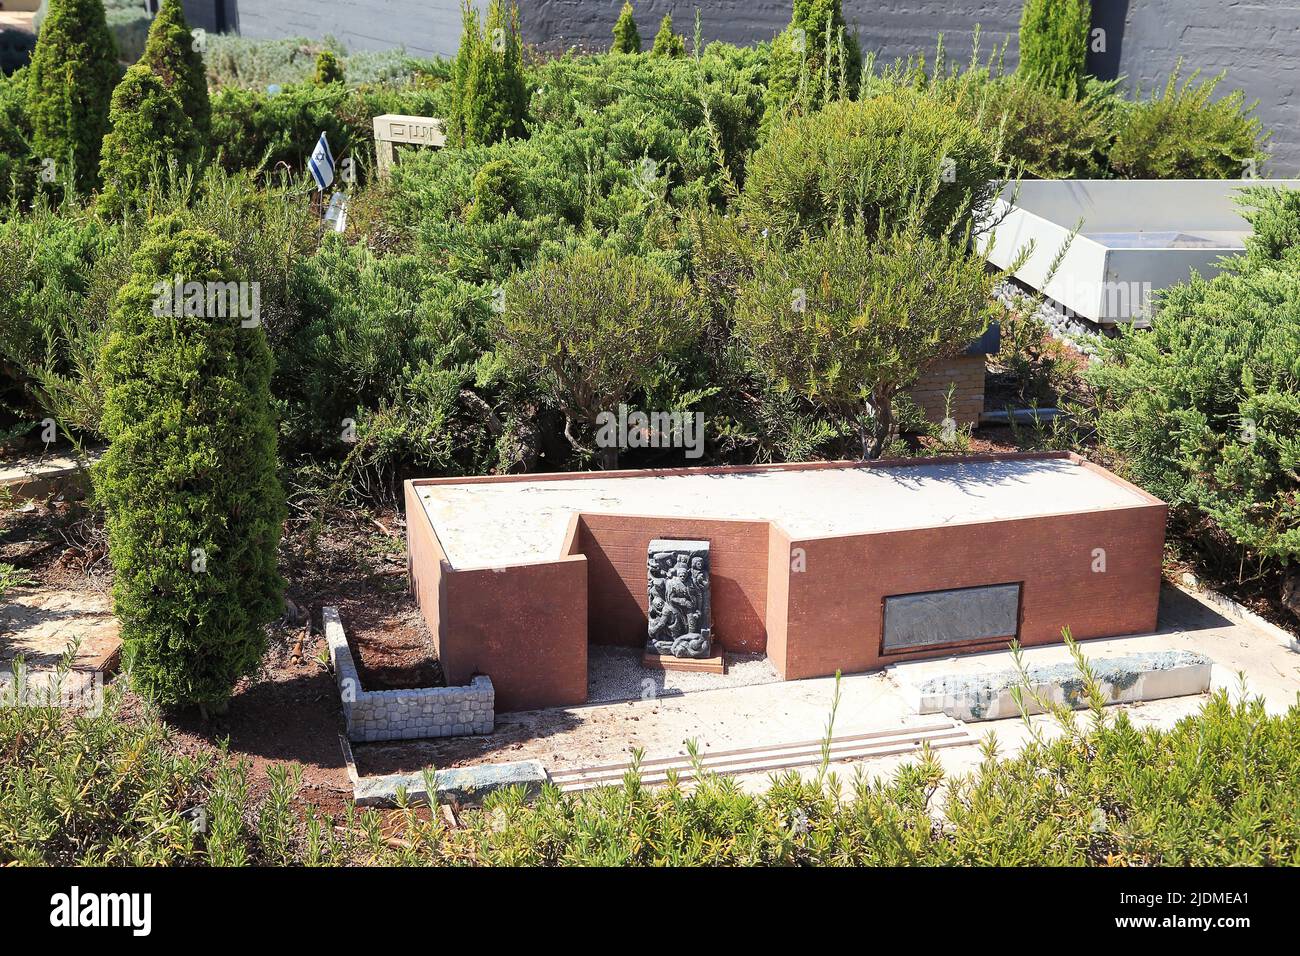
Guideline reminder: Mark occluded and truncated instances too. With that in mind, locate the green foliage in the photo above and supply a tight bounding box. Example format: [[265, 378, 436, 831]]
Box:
[[0, 67, 37, 207], [1091, 187, 1300, 582], [96, 217, 285, 710], [6, 658, 1300, 865], [734, 221, 999, 457], [742, 89, 1001, 245], [141, 0, 211, 140], [0, 200, 117, 433], [0, 562, 34, 596], [1109, 67, 1268, 179], [97, 63, 201, 216], [449, 0, 526, 146], [1017, 0, 1090, 97], [1233, 185, 1300, 272], [979, 74, 1113, 178], [201, 34, 437, 91], [650, 14, 685, 58], [1091, 289, 1299, 568], [611, 2, 641, 55], [314, 49, 345, 86], [280, 236, 499, 482], [762, 0, 862, 130], [0, 674, 326, 865], [209, 79, 447, 181], [26, 0, 121, 191], [381, 133, 580, 285], [496, 248, 700, 467], [527, 48, 766, 210]]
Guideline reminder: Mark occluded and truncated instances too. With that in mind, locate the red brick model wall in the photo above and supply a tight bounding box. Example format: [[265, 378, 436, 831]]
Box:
[[405, 481, 589, 712], [442, 558, 588, 712], [576, 514, 771, 653], [774, 501, 1167, 680], [406, 455, 1166, 710]]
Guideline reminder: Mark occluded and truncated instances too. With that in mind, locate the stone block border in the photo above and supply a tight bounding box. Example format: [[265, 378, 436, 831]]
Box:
[[323, 606, 493, 742], [890, 649, 1213, 722], [1172, 576, 1299, 653]]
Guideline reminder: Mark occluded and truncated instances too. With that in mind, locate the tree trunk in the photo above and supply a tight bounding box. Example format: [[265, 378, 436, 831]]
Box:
[[865, 390, 894, 460]]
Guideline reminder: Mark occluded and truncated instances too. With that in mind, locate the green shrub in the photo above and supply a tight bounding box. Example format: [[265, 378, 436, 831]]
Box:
[[734, 221, 999, 458], [449, 0, 526, 146], [741, 89, 1001, 244], [26, 0, 120, 191], [314, 49, 345, 86], [381, 134, 579, 284], [0, 201, 118, 435], [979, 74, 1112, 178], [1232, 185, 1300, 272], [97, 63, 201, 216], [1090, 293, 1299, 581], [650, 14, 685, 58], [0, 67, 36, 207], [1090, 187, 1300, 603], [611, 2, 641, 54], [96, 217, 285, 712], [0, 674, 325, 866], [1109, 67, 1268, 179], [140, 0, 211, 140], [279, 236, 498, 480], [528, 48, 766, 210], [762, 0, 862, 130], [497, 248, 700, 468], [209, 80, 447, 181], [5, 649, 1300, 865], [1017, 0, 1090, 97], [201, 34, 436, 91]]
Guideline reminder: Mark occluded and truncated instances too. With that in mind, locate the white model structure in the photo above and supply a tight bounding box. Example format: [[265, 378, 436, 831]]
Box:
[[978, 179, 1300, 325]]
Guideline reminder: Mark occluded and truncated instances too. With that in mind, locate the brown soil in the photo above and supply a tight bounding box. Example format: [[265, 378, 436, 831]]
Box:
[[0, 486, 443, 813]]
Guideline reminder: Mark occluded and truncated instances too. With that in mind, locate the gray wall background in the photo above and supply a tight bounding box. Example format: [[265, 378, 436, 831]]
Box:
[[228, 0, 1300, 173]]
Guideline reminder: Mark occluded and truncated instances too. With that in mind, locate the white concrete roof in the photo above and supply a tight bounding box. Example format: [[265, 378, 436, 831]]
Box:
[[415, 457, 1153, 568]]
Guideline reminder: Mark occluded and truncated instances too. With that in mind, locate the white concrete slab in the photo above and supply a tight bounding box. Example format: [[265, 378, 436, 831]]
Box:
[[415, 457, 1150, 567], [888, 645, 1212, 721]]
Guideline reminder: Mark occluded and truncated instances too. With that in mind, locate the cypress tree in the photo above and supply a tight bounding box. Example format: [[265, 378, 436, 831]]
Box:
[[140, 0, 211, 140], [314, 49, 346, 86], [611, 2, 641, 54], [650, 13, 685, 58], [97, 216, 285, 713], [1018, 0, 1092, 98], [761, 0, 862, 133], [97, 63, 200, 216], [26, 0, 120, 191], [449, 0, 526, 146]]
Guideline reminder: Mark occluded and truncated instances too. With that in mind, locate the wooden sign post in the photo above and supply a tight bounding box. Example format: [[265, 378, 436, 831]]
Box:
[[372, 114, 447, 178]]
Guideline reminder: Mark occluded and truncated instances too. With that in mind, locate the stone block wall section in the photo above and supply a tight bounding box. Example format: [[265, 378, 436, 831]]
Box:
[[906, 354, 986, 427], [323, 606, 493, 742]]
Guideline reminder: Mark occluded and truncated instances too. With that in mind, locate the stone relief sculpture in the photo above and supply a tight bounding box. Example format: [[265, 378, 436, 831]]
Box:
[[646, 539, 712, 659]]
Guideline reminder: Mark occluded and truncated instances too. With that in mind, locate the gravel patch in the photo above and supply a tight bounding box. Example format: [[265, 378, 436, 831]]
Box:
[[994, 280, 1111, 361], [587, 645, 781, 704]]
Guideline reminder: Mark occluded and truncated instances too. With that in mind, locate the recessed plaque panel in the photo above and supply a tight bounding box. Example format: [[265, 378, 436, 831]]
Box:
[[883, 583, 1021, 653]]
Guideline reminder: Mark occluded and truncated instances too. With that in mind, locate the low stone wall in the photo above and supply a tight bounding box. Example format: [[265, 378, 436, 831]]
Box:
[[906, 353, 986, 427], [323, 606, 494, 742]]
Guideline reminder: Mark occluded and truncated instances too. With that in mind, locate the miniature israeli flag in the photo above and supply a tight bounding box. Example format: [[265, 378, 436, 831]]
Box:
[[307, 131, 335, 190]]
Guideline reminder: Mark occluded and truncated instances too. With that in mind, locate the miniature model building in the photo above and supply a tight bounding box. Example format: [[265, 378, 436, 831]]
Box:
[[404, 453, 1167, 712]]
